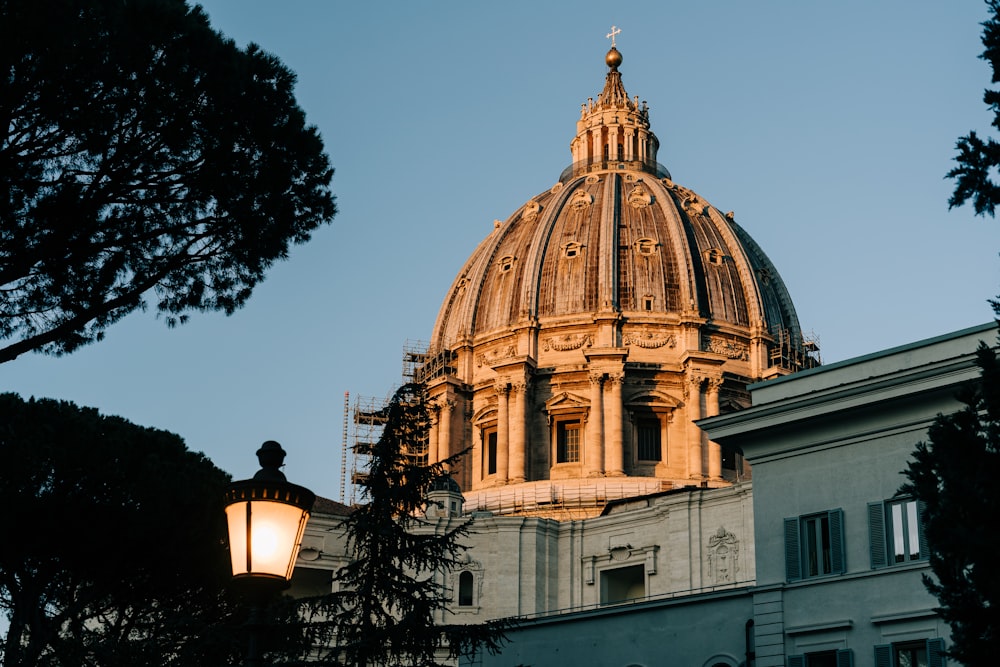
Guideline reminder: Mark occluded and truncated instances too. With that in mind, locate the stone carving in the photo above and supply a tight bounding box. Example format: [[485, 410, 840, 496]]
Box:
[[627, 186, 652, 208], [550, 182, 564, 194], [585, 174, 601, 185], [623, 330, 676, 349], [570, 190, 594, 210], [708, 526, 740, 584], [522, 200, 542, 222], [704, 336, 749, 361], [476, 345, 517, 367], [542, 333, 593, 351]]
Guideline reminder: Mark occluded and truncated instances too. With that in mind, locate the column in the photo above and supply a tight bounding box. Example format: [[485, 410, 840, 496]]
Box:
[[687, 376, 704, 479], [706, 378, 722, 480], [427, 404, 439, 464], [586, 373, 605, 477], [439, 399, 453, 466], [605, 373, 625, 476], [495, 382, 510, 484], [509, 381, 528, 483]]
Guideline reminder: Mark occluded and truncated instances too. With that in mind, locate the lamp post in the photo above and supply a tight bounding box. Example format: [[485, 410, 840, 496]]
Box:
[[224, 441, 315, 667]]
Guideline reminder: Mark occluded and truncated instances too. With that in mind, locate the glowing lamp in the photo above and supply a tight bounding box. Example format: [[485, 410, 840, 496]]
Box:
[[224, 441, 315, 589]]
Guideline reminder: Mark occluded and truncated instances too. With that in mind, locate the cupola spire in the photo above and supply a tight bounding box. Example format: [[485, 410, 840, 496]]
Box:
[[567, 29, 664, 178]]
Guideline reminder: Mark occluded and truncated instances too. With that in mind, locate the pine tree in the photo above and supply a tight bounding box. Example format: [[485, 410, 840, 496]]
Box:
[[901, 311, 1000, 667], [299, 383, 510, 667]]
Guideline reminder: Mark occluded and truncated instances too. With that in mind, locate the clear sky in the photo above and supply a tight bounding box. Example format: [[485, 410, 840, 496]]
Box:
[[4, 1, 1000, 500]]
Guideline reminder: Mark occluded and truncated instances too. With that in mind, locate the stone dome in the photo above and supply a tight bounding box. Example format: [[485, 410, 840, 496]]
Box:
[[419, 45, 817, 518]]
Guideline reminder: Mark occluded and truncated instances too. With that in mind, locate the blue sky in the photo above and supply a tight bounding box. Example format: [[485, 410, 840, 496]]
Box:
[[4, 1, 1000, 499]]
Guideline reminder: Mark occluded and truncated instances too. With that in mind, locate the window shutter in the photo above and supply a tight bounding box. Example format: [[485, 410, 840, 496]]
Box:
[[788, 654, 806, 667], [836, 648, 854, 667], [784, 517, 801, 581], [927, 637, 946, 667], [874, 644, 892, 667], [829, 508, 845, 574], [868, 501, 887, 568], [917, 499, 930, 561]]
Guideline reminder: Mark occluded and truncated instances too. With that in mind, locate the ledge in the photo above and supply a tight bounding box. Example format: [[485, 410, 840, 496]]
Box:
[[785, 620, 853, 635]]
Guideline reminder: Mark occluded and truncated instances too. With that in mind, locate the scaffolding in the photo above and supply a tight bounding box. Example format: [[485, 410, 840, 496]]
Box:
[[342, 341, 446, 505], [346, 393, 389, 506], [769, 328, 821, 372]]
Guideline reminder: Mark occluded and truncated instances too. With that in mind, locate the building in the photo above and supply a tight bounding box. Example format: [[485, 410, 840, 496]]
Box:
[[419, 41, 817, 518], [293, 40, 978, 667]]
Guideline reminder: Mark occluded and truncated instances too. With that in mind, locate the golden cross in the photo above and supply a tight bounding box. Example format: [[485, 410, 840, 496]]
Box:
[[606, 25, 621, 47]]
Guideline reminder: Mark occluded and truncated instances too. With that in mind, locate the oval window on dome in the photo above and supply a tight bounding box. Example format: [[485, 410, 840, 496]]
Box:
[[635, 238, 658, 255], [497, 255, 516, 272]]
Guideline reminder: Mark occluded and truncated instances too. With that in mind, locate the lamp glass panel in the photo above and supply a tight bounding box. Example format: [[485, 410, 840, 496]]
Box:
[[226, 499, 310, 579], [225, 501, 250, 576]]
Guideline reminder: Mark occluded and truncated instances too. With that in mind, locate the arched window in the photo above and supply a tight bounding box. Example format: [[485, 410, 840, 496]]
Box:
[[458, 571, 474, 607]]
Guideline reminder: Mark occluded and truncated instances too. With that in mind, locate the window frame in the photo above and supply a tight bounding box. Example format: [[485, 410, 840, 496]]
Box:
[[788, 649, 854, 667], [874, 638, 946, 667], [868, 496, 928, 569], [784, 508, 845, 581], [482, 427, 498, 477], [555, 418, 583, 464]]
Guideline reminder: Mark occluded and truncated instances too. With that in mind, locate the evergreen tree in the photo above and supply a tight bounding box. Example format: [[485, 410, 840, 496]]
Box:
[[0, 0, 335, 363], [948, 1, 1000, 216], [0, 393, 245, 666], [902, 311, 1000, 667], [298, 383, 510, 667]]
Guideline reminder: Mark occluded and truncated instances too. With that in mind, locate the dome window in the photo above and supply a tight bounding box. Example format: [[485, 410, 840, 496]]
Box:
[[497, 255, 516, 272], [635, 238, 658, 255], [704, 248, 725, 266], [563, 242, 584, 258]]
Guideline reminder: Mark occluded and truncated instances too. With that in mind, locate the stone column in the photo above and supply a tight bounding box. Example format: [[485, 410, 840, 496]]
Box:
[[623, 129, 635, 161], [427, 404, 440, 464], [605, 373, 625, 476], [495, 382, 510, 484], [586, 373, 605, 477], [687, 376, 704, 479], [509, 381, 528, 483], [706, 378, 722, 480], [439, 399, 453, 466]]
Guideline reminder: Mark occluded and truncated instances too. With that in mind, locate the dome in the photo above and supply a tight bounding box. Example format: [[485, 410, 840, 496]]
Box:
[[419, 44, 818, 518]]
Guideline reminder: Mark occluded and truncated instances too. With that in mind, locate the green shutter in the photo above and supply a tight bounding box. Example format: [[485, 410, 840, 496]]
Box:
[[927, 637, 946, 667], [917, 499, 930, 561], [836, 648, 854, 667], [868, 501, 887, 568], [788, 655, 806, 667], [784, 517, 801, 581], [874, 644, 892, 667], [829, 508, 845, 574]]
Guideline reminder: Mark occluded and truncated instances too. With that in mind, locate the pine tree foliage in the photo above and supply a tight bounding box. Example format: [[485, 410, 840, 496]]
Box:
[[0, 393, 247, 666], [296, 383, 510, 667], [0, 0, 336, 363], [902, 314, 1000, 667], [948, 0, 1000, 216]]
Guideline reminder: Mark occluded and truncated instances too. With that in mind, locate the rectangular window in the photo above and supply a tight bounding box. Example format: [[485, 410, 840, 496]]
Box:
[[874, 638, 945, 667], [784, 509, 845, 581], [636, 418, 661, 461], [484, 429, 497, 475], [788, 649, 854, 667], [557, 420, 581, 463], [868, 497, 927, 569]]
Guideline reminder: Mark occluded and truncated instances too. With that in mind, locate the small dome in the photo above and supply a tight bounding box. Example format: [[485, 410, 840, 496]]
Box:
[[428, 476, 462, 494]]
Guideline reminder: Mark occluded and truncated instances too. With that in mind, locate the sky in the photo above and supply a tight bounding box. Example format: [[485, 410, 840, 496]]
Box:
[[4, 1, 1000, 501]]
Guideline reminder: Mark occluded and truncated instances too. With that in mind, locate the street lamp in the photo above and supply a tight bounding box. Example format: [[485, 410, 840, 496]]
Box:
[[224, 441, 315, 665]]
